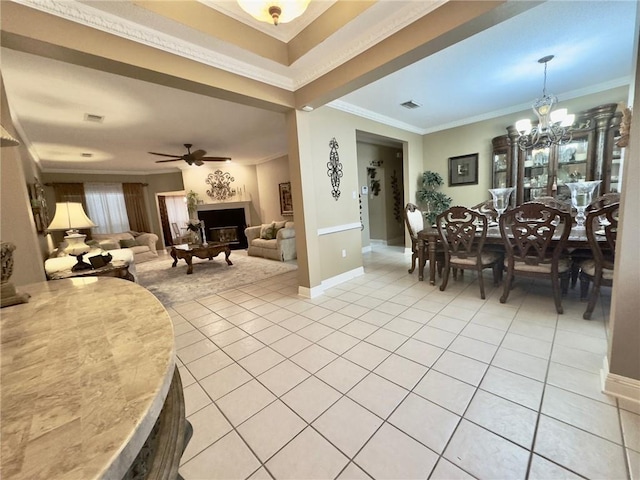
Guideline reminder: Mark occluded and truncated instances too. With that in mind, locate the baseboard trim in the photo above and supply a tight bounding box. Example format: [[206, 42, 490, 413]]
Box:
[[601, 356, 640, 404], [297, 267, 365, 299]]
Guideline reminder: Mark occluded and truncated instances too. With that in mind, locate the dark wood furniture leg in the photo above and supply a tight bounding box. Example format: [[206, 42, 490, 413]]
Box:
[[418, 237, 425, 281], [170, 248, 178, 268], [184, 254, 194, 274], [428, 236, 437, 285]]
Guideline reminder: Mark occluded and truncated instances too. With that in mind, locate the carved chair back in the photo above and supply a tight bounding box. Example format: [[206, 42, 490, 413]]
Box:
[[471, 199, 498, 222], [587, 192, 621, 212], [499, 203, 572, 268], [436, 206, 487, 260]]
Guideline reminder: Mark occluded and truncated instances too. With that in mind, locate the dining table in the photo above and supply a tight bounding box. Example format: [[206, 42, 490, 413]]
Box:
[[417, 223, 596, 285]]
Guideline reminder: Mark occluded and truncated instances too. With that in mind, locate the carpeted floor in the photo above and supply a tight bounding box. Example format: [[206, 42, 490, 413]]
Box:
[[136, 250, 297, 307]]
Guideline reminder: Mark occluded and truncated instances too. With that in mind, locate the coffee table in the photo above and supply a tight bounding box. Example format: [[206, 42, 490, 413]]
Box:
[[170, 243, 233, 274]]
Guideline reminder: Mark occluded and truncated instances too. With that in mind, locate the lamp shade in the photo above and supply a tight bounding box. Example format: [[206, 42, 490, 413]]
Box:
[[48, 202, 96, 231]]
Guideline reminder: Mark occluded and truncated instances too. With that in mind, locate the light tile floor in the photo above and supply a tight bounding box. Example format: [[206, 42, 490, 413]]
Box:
[[163, 246, 638, 480]]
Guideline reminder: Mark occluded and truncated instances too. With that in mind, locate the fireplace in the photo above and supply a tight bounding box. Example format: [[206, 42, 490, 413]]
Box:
[[197, 206, 248, 249]]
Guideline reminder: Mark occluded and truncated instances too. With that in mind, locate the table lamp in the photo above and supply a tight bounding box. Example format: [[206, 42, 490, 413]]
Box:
[[48, 202, 97, 271]]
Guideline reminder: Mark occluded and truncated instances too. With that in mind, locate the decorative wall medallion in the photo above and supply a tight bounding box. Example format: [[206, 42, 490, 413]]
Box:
[[205, 170, 235, 201], [327, 137, 343, 201]]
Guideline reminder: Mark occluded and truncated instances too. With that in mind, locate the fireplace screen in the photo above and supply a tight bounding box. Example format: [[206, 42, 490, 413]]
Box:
[[209, 226, 239, 244]]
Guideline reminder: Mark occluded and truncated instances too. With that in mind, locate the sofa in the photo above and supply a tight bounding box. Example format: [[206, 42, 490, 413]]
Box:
[[245, 221, 296, 261], [90, 231, 159, 263]]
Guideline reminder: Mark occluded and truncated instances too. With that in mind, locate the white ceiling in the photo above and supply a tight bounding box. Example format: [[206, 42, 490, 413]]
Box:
[[1, 0, 637, 174]]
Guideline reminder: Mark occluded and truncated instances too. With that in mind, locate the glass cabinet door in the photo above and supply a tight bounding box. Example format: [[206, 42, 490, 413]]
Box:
[[493, 151, 509, 188], [523, 146, 550, 202], [491, 135, 511, 189], [556, 134, 590, 202]]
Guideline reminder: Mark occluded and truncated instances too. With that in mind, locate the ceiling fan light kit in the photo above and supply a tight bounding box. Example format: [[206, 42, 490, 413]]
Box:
[[516, 55, 574, 151], [237, 0, 310, 25], [149, 143, 231, 166]]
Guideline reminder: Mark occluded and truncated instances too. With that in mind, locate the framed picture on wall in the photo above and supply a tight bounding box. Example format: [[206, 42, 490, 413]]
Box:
[[279, 182, 293, 216], [449, 153, 479, 186]]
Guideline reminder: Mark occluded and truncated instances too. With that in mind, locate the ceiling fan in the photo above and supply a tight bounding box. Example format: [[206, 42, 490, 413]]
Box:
[[149, 143, 231, 166]]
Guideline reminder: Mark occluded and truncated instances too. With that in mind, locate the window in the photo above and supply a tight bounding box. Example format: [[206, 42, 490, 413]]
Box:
[[84, 183, 130, 234]]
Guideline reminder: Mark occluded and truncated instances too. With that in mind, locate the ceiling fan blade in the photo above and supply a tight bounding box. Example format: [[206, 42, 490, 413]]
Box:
[[191, 149, 207, 159], [155, 158, 181, 163], [200, 157, 232, 162], [194, 159, 204, 166], [149, 151, 180, 158]]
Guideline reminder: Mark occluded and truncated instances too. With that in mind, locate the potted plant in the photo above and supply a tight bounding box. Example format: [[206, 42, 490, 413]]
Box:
[[416, 171, 452, 225]]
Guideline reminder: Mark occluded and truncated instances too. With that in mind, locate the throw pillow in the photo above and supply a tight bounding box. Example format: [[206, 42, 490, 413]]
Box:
[[119, 238, 137, 248], [128, 230, 142, 237], [99, 240, 120, 251], [273, 220, 287, 233], [260, 222, 276, 240]]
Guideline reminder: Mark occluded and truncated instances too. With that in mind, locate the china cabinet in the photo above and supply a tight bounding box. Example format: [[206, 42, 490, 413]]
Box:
[[492, 103, 622, 205]]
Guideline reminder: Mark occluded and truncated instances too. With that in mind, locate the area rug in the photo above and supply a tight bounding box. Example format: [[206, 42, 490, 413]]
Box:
[[136, 250, 297, 306]]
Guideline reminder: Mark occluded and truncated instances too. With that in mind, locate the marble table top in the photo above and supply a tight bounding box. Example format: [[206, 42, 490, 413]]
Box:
[[1, 277, 175, 480]]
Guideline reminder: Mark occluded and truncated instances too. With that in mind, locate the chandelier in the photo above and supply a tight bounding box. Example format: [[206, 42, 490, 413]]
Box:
[[515, 55, 575, 151], [237, 0, 310, 25]]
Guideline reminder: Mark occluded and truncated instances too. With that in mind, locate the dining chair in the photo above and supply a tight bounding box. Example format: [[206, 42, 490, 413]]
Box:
[[471, 199, 498, 223], [580, 202, 619, 320], [436, 206, 503, 299], [569, 192, 621, 288], [403, 203, 425, 273], [499, 203, 572, 313]]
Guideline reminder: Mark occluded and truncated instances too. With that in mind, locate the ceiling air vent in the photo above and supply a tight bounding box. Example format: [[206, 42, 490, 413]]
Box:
[[84, 113, 104, 123], [81, 153, 93, 158], [400, 100, 422, 109]]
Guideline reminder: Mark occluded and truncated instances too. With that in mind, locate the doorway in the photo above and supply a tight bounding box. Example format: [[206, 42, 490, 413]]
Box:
[[356, 131, 405, 251]]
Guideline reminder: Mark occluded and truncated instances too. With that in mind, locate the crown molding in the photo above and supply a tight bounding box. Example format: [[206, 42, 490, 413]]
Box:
[[290, 0, 446, 90], [327, 101, 426, 135], [12, 0, 446, 97], [13, 0, 295, 90]]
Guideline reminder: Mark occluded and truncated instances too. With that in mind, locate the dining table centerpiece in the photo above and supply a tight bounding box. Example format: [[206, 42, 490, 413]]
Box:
[[565, 180, 601, 229]]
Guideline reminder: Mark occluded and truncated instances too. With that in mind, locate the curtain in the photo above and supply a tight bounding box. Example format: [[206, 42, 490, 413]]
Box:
[[52, 183, 86, 207], [165, 195, 189, 232], [122, 183, 150, 232], [84, 183, 130, 234]]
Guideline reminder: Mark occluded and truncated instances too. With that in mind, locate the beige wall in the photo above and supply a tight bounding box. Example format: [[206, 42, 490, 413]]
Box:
[[40, 171, 184, 249], [256, 156, 291, 225], [181, 163, 260, 226], [608, 14, 639, 382], [422, 87, 629, 208], [289, 106, 423, 291], [1, 79, 46, 286]]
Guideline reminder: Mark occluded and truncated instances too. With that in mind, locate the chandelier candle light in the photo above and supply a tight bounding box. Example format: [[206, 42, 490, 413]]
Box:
[[515, 55, 575, 151], [237, 0, 310, 25]]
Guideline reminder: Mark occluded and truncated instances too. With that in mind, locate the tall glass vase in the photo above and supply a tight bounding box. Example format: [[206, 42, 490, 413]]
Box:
[[488, 187, 515, 223], [566, 180, 601, 229]]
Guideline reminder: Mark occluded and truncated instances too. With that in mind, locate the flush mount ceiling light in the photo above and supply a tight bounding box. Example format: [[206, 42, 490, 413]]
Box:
[[515, 55, 574, 151], [237, 0, 310, 25]]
